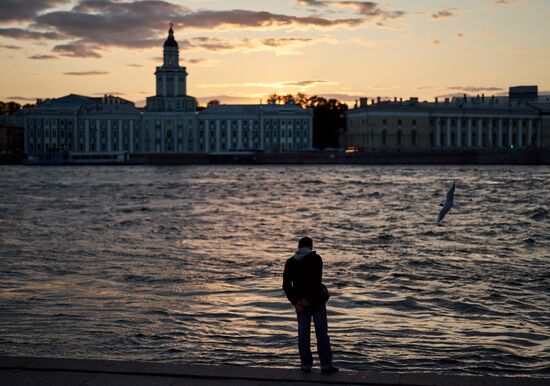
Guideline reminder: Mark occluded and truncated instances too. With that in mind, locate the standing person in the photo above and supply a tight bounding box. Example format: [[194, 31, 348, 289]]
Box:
[[283, 237, 338, 374]]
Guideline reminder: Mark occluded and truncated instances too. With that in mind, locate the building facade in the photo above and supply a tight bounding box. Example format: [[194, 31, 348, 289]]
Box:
[[342, 88, 550, 151], [23, 27, 313, 157], [0, 115, 24, 155]]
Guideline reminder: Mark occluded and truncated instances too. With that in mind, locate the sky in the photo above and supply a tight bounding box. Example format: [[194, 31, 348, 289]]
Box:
[[1, 0, 549, 107]]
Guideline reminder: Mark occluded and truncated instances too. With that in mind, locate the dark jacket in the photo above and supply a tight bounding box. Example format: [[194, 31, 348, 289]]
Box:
[[283, 249, 328, 306]]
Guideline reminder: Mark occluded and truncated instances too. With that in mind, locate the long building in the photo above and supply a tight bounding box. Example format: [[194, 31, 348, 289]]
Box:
[[342, 87, 550, 151], [23, 27, 313, 158]]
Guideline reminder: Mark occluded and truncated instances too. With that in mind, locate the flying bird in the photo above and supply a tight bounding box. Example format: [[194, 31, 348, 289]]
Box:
[[437, 181, 458, 223]]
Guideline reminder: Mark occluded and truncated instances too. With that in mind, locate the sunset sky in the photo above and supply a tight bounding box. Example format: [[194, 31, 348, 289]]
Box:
[[1, 0, 549, 107]]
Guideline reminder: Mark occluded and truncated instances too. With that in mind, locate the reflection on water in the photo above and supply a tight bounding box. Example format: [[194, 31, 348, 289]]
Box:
[[0, 165, 549, 376]]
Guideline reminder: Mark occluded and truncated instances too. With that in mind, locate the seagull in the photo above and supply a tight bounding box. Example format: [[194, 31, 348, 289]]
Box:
[[437, 181, 459, 224]]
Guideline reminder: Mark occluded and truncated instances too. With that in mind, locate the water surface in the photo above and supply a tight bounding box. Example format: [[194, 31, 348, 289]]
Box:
[[0, 165, 548, 376]]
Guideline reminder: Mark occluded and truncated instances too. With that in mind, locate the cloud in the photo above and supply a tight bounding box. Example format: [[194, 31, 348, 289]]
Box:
[[281, 80, 336, 87], [53, 43, 102, 58], [11, 0, 365, 58], [187, 58, 207, 64], [0, 44, 22, 49], [91, 92, 125, 96], [0, 28, 63, 40], [126, 63, 142, 67], [196, 95, 258, 105], [2, 0, 398, 60], [315, 92, 364, 102], [494, 0, 519, 4], [432, 39, 442, 45], [198, 79, 336, 89], [447, 86, 503, 92], [457, 32, 464, 38], [7, 96, 38, 102], [0, 0, 69, 22], [29, 54, 58, 59], [436, 92, 471, 99], [178, 35, 330, 55], [185, 58, 222, 67], [261, 37, 313, 47], [63, 70, 109, 75], [431, 8, 460, 19], [175, 9, 363, 30], [296, 1, 405, 20]]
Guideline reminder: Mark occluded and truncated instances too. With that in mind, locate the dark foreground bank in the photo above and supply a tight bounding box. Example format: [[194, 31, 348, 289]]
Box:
[[1, 356, 548, 386]]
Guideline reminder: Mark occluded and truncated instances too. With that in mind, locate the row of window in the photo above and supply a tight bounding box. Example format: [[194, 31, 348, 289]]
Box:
[[348, 128, 539, 148], [28, 119, 140, 129], [349, 118, 540, 128]]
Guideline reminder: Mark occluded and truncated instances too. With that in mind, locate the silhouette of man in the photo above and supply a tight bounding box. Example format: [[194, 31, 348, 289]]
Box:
[[283, 237, 338, 374]]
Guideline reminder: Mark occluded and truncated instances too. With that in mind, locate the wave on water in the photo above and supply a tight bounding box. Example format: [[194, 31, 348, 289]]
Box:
[[0, 165, 549, 377]]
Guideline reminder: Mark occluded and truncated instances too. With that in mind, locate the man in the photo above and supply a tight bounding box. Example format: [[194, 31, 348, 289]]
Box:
[[283, 237, 338, 374]]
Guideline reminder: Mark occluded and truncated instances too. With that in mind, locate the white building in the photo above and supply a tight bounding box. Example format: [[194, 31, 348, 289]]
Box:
[[342, 88, 550, 151], [23, 27, 313, 158]]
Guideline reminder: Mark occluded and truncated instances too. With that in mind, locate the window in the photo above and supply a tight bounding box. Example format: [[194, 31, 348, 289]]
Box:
[[412, 120, 417, 126], [396, 130, 402, 146], [381, 130, 387, 146], [411, 130, 417, 146]]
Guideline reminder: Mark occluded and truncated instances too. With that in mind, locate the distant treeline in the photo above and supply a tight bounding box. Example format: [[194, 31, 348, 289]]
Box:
[[0, 101, 35, 116]]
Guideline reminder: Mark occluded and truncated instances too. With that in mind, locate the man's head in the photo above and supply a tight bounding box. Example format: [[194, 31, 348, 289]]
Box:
[[298, 237, 313, 250]]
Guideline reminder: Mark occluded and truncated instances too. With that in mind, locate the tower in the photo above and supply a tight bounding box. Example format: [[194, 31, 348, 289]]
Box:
[[146, 25, 196, 112]]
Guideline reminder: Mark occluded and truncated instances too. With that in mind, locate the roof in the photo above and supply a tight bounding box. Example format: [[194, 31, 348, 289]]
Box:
[[347, 98, 550, 116], [199, 103, 311, 116], [164, 27, 178, 48], [28, 94, 140, 115]]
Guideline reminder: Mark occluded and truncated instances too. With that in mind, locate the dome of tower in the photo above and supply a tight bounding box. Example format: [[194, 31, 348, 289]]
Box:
[[163, 26, 178, 48]]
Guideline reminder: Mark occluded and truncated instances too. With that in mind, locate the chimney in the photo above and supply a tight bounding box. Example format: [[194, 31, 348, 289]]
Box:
[[377, 97, 381, 104], [359, 97, 367, 108], [394, 97, 397, 102], [399, 98, 403, 103], [435, 97, 439, 104]]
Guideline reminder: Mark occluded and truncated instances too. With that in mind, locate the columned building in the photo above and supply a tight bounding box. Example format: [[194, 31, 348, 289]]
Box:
[[24, 94, 142, 155], [23, 26, 313, 157], [342, 87, 550, 151]]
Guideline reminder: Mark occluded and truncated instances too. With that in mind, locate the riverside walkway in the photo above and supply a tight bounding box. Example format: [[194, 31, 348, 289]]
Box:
[[1, 356, 547, 386]]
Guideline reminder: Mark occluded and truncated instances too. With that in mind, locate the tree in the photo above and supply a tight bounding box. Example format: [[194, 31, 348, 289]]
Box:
[[306, 96, 348, 149], [207, 99, 221, 108], [0, 101, 22, 116], [266, 93, 348, 148]]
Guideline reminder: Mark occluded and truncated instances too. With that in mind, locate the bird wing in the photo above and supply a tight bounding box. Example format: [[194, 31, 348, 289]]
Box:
[[437, 205, 451, 223], [445, 181, 456, 206]]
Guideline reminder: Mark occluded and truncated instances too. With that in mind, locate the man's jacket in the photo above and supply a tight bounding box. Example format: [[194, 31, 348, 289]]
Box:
[[283, 248, 328, 306]]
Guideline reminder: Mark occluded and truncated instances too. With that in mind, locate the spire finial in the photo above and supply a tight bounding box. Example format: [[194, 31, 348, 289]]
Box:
[[169, 22, 173, 32]]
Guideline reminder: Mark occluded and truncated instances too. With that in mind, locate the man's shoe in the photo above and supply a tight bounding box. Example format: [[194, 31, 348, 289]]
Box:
[[321, 366, 339, 374], [300, 365, 312, 373]]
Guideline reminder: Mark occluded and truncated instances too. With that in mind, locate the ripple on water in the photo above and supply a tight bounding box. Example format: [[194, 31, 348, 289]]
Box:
[[0, 165, 549, 377]]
